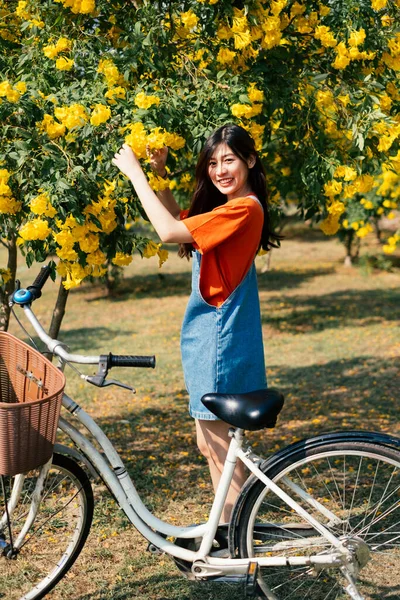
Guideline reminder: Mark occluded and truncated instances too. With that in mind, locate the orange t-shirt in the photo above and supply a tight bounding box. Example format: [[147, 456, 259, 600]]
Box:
[[181, 196, 264, 307]]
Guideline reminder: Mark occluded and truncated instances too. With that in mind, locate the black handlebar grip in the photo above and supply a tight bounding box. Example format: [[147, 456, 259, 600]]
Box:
[[108, 354, 156, 369], [27, 265, 52, 299]]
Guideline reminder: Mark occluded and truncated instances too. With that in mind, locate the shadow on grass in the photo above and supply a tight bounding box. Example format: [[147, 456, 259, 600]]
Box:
[[77, 571, 247, 600], [260, 287, 400, 334], [76, 572, 400, 600]]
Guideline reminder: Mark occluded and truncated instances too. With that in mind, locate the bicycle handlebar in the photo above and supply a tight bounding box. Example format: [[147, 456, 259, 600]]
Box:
[[28, 265, 52, 299], [108, 354, 156, 369], [11, 265, 156, 370]]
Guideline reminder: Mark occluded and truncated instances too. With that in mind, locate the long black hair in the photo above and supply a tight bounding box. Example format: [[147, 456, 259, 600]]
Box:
[[179, 124, 280, 259]]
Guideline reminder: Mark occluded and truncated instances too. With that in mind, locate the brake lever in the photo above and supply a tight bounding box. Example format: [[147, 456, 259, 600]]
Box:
[[83, 375, 135, 393]]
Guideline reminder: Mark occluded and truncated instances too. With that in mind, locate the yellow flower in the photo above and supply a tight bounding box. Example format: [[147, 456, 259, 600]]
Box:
[[371, 0, 387, 9], [157, 248, 169, 268], [247, 83, 264, 103], [148, 172, 170, 192], [327, 200, 345, 216], [54, 104, 89, 129], [112, 252, 133, 266], [0, 196, 21, 214], [86, 249, 106, 266], [180, 10, 198, 30], [243, 122, 265, 151], [125, 122, 148, 159], [216, 23, 232, 40], [216, 48, 236, 64], [19, 218, 52, 241], [0, 81, 13, 97], [0, 269, 12, 284], [234, 30, 252, 50], [79, 233, 100, 253], [90, 104, 111, 126], [348, 29, 366, 47], [142, 241, 159, 258], [360, 198, 374, 210], [30, 192, 57, 218], [56, 37, 72, 52], [162, 131, 186, 150], [314, 25, 337, 48], [324, 179, 343, 197], [56, 57, 74, 71], [320, 214, 340, 235], [231, 103, 263, 119], [37, 114, 66, 139], [104, 86, 126, 104], [54, 0, 96, 14], [334, 165, 357, 181], [135, 91, 160, 110], [98, 59, 122, 87], [356, 223, 373, 238], [14, 81, 27, 94]]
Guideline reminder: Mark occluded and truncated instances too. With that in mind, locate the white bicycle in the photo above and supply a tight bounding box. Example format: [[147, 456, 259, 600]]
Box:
[[1, 265, 400, 600]]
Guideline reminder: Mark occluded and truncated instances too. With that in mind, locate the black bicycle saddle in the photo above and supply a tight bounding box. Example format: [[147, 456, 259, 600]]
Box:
[[201, 388, 284, 431]]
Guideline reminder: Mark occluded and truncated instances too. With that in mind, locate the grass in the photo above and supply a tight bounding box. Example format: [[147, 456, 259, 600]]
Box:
[[3, 227, 400, 599]]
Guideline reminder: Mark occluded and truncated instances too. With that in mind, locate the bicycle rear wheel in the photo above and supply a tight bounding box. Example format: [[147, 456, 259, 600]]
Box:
[[0, 453, 94, 600], [237, 441, 400, 600]]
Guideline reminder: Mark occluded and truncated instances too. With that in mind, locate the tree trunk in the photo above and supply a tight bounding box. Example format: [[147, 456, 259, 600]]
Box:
[[48, 278, 69, 339], [0, 234, 17, 332]]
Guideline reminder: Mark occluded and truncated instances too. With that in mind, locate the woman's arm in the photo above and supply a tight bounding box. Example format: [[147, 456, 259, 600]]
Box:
[[112, 144, 193, 244], [148, 146, 181, 219]]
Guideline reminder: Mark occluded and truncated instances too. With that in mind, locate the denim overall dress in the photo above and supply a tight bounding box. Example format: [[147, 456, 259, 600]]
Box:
[[181, 250, 267, 421]]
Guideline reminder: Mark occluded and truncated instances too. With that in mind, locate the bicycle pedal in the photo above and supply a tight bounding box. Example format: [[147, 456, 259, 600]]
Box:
[[245, 561, 259, 598]]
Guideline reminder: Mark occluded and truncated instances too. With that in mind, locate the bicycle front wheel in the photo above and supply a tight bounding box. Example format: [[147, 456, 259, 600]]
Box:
[[0, 453, 94, 600], [237, 441, 400, 600]]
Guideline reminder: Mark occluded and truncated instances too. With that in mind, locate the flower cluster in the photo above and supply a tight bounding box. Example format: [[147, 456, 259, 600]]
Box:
[[174, 9, 199, 39], [54, 104, 89, 130], [135, 92, 160, 110], [36, 114, 66, 139], [112, 252, 133, 267], [90, 104, 111, 126], [53, 0, 96, 15], [15, 1, 44, 29], [30, 192, 57, 218], [19, 218, 52, 241], [43, 37, 73, 72], [0, 80, 27, 103], [142, 241, 169, 268], [383, 234, 400, 254], [124, 123, 185, 159], [0, 169, 21, 214], [98, 58, 126, 105]]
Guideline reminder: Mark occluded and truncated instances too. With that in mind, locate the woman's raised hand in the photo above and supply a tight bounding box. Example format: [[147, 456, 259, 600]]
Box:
[[112, 143, 142, 179], [147, 146, 168, 177]]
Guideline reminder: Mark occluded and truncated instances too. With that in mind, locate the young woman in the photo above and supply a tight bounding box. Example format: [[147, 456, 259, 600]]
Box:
[[113, 124, 278, 522]]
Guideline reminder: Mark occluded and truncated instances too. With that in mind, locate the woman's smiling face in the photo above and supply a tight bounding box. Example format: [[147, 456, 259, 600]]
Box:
[[207, 142, 255, 200]]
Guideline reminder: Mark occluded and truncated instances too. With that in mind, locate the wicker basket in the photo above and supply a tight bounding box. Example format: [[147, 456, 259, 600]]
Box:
[[0, 331, 66, 476]]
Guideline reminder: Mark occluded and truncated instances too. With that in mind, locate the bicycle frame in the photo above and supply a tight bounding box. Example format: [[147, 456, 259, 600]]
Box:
[[58, 393, 351, 570], [13, 302, 352, 575]]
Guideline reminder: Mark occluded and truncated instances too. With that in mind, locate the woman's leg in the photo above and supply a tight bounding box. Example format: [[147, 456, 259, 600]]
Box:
[[196, 419, 247, 523]]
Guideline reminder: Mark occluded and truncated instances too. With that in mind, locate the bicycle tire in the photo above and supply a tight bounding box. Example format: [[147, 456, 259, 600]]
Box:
[[0, 453, 94, 600], [236, 440, 400, 600]]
